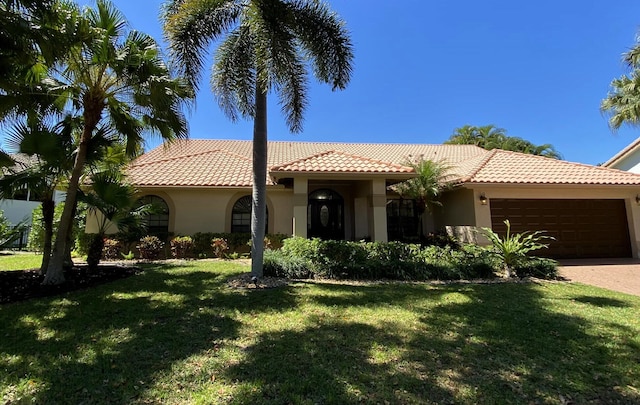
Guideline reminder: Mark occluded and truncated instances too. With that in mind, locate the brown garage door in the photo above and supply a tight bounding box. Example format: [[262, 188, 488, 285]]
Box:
[[490, 199, 631, 259]]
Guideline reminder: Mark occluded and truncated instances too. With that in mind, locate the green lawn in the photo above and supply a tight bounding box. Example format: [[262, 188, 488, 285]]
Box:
[[0, 251, 42, 271], [1, 259, 639, 404]]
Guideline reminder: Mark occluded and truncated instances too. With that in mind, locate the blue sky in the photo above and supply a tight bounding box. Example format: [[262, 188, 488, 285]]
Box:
[[76, 0, 640, 165]]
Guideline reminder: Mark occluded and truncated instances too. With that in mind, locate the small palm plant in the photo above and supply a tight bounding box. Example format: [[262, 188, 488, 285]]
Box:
[[480, 220, 553, 278]]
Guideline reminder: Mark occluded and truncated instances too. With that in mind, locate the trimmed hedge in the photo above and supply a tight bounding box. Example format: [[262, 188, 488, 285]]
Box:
[[263, 237, 558, 281]]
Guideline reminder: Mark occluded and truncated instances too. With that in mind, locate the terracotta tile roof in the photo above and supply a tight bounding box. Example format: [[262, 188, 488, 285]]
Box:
[[459, 149, 640, 185], [126, 139, 640, 187], [127, 148, 266, 187], [271, 150, 414, 174], [602, 137, 640, 168], [128, 140, 485, 187]]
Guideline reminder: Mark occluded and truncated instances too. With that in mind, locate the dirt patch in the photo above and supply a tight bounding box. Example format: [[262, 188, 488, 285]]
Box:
[[0, 264, 142, 304]]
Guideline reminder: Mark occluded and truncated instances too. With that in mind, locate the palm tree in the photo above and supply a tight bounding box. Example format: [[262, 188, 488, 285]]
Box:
[[601, 36, 640, 130], [163, 0, 354, 278], [0, 118, 75, 274], [80, 169, 148, 270], [392, 159, 456, 241], [0, 0, 90, 119], [445, 124, 507, 149], [6, 0, 194, 285], [445, 124, 562, 159]]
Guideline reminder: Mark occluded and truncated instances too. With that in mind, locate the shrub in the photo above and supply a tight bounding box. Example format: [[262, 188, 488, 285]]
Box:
[[421, 230, 460, 249], [170, 236, 193, 259], [263, 249, 312, 278], [480, 220, 553, 278], [102, 238, 121, 260], [137, 235, 164, 260], [211, 237, 229, 259], [513, 257, 559, 279]]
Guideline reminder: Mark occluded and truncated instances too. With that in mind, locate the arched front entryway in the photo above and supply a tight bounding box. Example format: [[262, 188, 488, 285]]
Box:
[[308, 189, 344, 240]]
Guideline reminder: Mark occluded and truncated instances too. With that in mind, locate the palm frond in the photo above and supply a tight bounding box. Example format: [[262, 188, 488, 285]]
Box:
[[163, 0, 242, 90], [212, 23, 257, 121], [290, 0, 354, 90]]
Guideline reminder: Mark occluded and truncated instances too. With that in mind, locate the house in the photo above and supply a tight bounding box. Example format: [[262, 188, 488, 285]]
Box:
[[113, 139, 640, 259], [603, 137, 640, 173]]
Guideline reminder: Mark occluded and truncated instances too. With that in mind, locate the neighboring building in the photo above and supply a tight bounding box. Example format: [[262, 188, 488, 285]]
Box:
[[0, 154, 66, 247], [603, 137, 640, 173], [106, 139, 640, 260]]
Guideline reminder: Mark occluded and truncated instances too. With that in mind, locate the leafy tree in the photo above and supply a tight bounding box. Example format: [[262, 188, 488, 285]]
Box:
[[391, 159, 455, 240], [601, 33, 640, 129], [163, 0, 354, 278], [445, 124, 562, 159], [0, 0, 193, 284]]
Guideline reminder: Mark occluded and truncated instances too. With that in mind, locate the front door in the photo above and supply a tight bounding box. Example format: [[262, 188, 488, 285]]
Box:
[[308, 189, 344, 240]]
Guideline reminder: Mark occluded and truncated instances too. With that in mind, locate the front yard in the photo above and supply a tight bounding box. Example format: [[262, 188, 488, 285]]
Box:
[[1, 259, 639, 404]]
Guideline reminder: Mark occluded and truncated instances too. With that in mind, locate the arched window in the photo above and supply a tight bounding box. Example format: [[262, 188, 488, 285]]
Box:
[[231, 195, 268, 233], [137, 195, 169, 239]]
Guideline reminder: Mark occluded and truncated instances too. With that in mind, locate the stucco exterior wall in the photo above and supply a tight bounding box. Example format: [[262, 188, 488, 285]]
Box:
[[131, 187, 294, 236], [435, 188, 478, 243]]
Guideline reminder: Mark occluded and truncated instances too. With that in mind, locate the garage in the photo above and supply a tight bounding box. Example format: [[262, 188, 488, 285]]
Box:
[[490, 199, 632, 259]]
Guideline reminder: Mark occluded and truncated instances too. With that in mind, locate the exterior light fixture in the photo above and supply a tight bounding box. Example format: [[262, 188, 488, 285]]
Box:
[[479, 193, 488, 205], [636, 195, 640, 205]]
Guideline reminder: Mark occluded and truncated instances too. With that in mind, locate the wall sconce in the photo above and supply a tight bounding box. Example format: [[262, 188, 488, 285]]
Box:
[[479, 193, 488, 205], [636, 195, 640, 205]]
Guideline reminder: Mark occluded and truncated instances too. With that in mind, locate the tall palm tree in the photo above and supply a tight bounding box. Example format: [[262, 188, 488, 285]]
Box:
[[6, 0, 194, 285], [392, 159, 455, 240], [601, 36, 640, 130], [163, 0, 353, 278]]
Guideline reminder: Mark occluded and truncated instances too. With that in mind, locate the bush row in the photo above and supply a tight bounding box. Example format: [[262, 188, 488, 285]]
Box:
[[263, 237, 558, 281], [98, 233, 290, 260]]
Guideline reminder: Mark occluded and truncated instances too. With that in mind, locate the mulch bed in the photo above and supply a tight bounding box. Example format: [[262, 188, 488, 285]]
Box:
[[0, 264, 141, 305]]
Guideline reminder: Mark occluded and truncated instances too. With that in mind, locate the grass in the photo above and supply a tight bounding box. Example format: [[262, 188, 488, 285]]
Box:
[[1, 259, 640, 404], [0, 251, 42, 271]]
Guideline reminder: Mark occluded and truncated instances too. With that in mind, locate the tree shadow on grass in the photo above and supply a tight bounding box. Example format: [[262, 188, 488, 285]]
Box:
[[221, 281, 640, 404], [222, 320, 457, 404], [572, 295, 631, 308], [408, 283, 640, 404], [0, 263, 299, 404]]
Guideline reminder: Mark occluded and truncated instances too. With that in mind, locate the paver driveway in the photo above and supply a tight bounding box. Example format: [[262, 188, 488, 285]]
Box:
[[558, 258, 640, 297]]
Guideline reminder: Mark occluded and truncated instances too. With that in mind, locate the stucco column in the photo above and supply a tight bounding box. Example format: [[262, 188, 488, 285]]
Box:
[[370, 178, 388, 242], [473, 190, 492, 246], [292, 177, 308, 238]]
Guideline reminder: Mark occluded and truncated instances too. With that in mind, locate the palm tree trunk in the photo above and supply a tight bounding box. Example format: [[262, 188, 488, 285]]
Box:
[[250, 85, 268, 279], [43, 118, 94, 285], [39, 198, 55, 275], [63, 200, 78, 270], [87, 233, 104, 271]]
